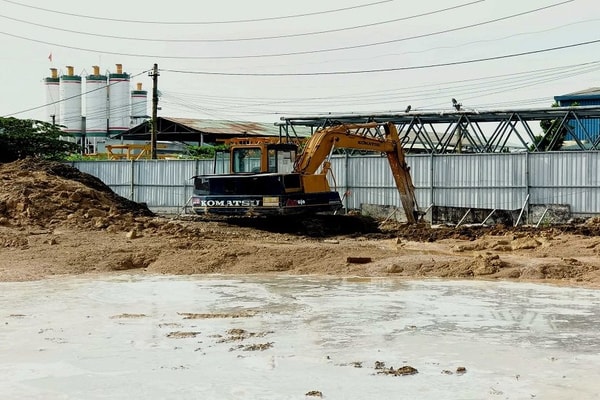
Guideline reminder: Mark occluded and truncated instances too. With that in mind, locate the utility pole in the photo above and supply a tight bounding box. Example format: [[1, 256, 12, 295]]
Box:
[[149, 63, 159, 160]]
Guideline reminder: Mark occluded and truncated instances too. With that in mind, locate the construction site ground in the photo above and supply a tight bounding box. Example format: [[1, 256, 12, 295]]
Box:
[[1, 157, 600, 287]]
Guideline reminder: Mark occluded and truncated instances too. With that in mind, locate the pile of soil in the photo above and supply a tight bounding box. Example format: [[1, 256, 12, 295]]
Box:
[[0, 158, 153, 229], [1, 158, 599, 287]]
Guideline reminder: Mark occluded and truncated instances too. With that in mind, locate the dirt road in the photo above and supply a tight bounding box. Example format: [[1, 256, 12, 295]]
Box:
[[1, 158, 600, 287]]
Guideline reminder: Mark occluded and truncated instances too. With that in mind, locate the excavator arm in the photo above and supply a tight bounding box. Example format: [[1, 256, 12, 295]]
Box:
[[294, 122, 420, 223]]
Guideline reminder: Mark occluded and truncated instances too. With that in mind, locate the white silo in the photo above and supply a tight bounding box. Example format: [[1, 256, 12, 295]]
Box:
[[44, 68, 60, 126], [130, 82, 148, 126], [59, 66, 82, 137], [85, 65, 108, 137], [108, 63, 130, 135]]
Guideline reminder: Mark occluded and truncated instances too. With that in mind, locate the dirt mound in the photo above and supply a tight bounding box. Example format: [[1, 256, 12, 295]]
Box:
[[0, 158, 153, 229], [1, 157, 600, 287]]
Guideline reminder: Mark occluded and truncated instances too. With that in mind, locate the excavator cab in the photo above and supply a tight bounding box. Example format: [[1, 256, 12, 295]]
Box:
[[228, 143, 298, 174]]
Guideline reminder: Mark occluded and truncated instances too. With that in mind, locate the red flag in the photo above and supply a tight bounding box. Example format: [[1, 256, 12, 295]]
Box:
[[48, 53, 52, 62]]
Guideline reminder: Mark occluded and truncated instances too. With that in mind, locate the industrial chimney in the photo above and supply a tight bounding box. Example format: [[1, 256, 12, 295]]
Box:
[[44, 68, 60, 126], [85, 65, 108, 140], [108, 63, 130, 136], [59, 65, 82, 137], [131, 82, 148, 126]]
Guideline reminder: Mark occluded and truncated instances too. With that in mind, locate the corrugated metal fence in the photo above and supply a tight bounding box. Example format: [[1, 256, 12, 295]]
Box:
[[71, 151, 600, 217]]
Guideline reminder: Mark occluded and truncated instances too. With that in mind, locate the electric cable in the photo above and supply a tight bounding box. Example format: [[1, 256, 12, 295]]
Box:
[[0, 0, 393, 24], [0, 0, 574, 60], [0, 1, 483, 43]]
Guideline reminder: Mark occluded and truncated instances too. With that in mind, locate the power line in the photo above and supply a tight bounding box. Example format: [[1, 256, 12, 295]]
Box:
[[162, 38, 600, 76], [0, 0, 574, 60], [159, 62, 600, 116], [163, 61, 600, 103], [0, 1, 483, 43], [11, 60, 595, 121], [379, 18, 600, 58], [0, 0, 393, 24]]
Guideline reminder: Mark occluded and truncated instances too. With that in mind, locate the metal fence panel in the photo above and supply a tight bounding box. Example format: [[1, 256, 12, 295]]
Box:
[[406, 155, 433, 210], [132, 160, 196, 211], [329, 155, 434, 211], [529, 152, 600, 214], [71, 151, 600, 217], [70, 160, 133, 200], [431, 153, 526, 210]]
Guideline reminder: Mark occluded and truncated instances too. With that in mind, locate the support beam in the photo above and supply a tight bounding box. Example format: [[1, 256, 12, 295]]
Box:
[[280, 106, 600, 153]]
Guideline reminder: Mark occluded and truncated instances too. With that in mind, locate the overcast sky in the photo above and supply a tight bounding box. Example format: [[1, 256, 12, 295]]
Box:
[[1, 0, 599, 124]]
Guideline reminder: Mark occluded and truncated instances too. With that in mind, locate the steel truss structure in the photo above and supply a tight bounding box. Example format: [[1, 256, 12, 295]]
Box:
[[277, 106, 600, 153]]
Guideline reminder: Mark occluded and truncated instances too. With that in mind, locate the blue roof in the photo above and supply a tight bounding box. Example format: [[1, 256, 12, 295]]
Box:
[[555, 87, 600, 101]]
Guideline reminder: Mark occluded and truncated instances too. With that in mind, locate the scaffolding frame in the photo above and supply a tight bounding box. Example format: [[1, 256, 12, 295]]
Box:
[[276, 106, 600, 153]]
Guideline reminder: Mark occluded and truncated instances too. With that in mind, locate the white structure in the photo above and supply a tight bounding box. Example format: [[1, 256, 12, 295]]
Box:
[[44, 63, 143, 153], [108, 63, 130, 135], [44, 68, 60, 126], [85, 65, 108, 137], [130, 82, 148, 126], [59, 66, 82, 136]]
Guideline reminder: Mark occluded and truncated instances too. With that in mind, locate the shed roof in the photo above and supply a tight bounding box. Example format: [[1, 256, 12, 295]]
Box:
[[163, 117, 281, 136], [111, 117, 283, 144]]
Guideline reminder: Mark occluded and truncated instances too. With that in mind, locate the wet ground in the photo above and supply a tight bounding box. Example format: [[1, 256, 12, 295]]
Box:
[[1, 275, 600, 399]]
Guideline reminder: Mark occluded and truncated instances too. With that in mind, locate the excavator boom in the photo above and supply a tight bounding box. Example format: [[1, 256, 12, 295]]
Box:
[[293, 122, 419, 222]]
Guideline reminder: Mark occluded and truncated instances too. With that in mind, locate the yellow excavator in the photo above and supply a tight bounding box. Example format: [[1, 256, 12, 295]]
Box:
[[191, 122, 420, 223]]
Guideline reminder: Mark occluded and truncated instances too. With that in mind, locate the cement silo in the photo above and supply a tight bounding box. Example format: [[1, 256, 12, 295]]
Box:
[[59, 66, 82, 137], [131, 82, 148, 126], [44, 68, 60, 126], [85, 65, 108, 138], [108, 63, 130, 135]]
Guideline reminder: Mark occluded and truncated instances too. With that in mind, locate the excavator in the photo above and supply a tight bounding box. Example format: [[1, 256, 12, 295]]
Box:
[[191, 122, 420, 223]]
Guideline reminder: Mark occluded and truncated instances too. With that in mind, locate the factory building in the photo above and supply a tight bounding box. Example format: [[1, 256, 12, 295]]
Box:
[[554, 88, 600, 146]]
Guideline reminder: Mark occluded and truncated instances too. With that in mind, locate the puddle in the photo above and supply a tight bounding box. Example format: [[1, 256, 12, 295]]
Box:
[[1, 275, 599, 399]]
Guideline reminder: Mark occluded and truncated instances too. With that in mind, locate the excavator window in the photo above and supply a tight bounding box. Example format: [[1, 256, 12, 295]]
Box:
[[275, 149, 296, 173], [193, 177, 209, 194], [268, 149, 277, 172], [232, 147, 261, 173]]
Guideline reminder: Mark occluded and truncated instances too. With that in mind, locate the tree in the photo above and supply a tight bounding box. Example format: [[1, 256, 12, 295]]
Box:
[[532, 101, 579, 151], [0, 117, 79, 163]]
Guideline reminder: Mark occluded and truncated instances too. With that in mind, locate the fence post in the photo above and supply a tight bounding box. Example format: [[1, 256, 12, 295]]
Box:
[[344, 152, 350, 212], [525, 151, 530, 224], [130, 159, 135, 201], [430, 153, 435, 215]]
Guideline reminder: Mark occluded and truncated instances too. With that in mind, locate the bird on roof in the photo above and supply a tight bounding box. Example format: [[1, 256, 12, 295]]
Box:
[[452, 98, 462, 111], [405, 105, 411, 113]]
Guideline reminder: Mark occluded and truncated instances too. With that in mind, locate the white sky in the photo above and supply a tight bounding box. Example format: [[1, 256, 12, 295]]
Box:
[[1, 0, 599, 124]]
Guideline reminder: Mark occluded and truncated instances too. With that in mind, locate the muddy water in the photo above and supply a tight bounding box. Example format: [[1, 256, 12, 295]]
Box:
[[1, 275, 599, 399]]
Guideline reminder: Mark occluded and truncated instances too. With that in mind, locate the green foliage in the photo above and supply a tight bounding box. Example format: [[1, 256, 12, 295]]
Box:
[[0, 117, 80, 162], [184, 144, 228, 159], [534, 101, 579, 151], [64, 152, 110, 161]]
